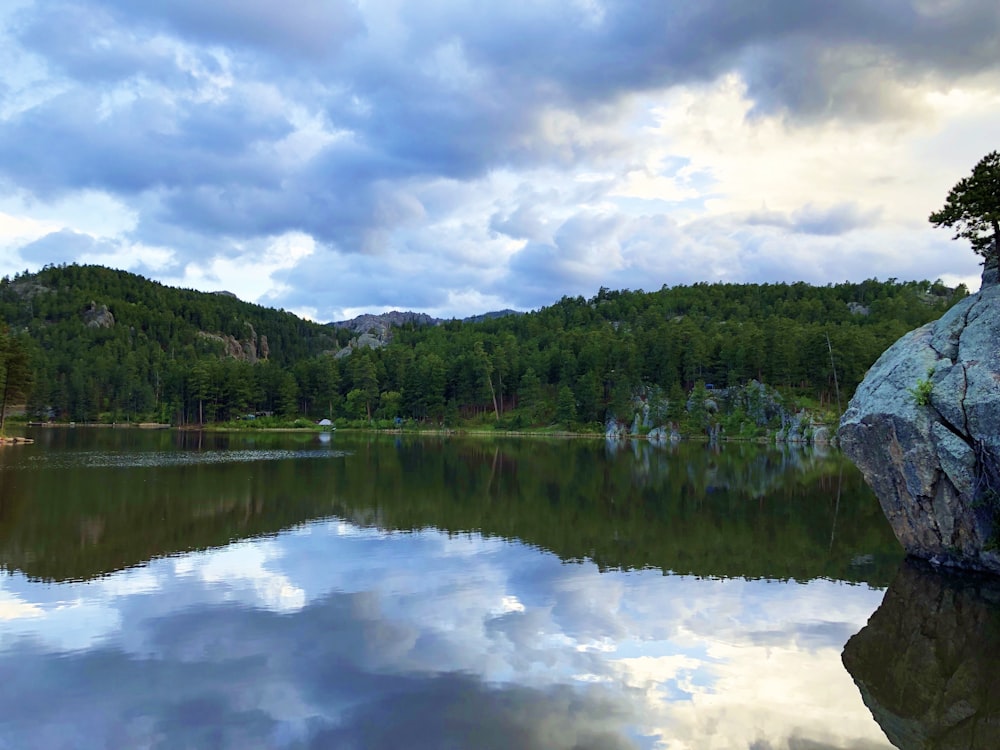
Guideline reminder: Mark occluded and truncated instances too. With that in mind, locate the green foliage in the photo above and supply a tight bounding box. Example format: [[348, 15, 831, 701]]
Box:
[[377, 390, 402, 420], [0, 326, 34, 433], [0, 264, 969, 432], [556, 384, 577, 425], [908, 368, 935, 406], [929, 151, 1000, 258]]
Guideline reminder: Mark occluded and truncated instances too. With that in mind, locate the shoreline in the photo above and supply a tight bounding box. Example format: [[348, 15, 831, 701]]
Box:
[[18, 422, 831, 445]]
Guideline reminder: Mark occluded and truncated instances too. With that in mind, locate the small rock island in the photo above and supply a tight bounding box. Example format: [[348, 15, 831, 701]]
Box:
[[839, 259, 1000, 574]]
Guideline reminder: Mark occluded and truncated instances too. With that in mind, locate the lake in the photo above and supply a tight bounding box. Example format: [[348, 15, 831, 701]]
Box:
[[0, 428, 997, 749]]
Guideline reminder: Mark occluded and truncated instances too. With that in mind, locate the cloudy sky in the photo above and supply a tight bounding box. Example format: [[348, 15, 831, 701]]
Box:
[[0, 0, 997, 321]]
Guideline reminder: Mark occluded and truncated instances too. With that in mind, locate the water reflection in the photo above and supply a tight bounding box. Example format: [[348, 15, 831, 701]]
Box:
[[0, 430, 901, 585], [842, 560, 1000, 749], [0, 520, 892, 749], [0, 431, 907, 746]]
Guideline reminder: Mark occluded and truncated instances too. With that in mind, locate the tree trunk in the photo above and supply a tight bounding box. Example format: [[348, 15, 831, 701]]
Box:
[[0, 362, 10, 433], [486, 372, 499, 421]]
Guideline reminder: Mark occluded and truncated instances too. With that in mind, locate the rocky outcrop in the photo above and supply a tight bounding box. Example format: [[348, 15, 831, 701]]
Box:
[[332, 309, 522, 336], [604, 379, 830, 443], [839, 279, 1000, 574], [332, 311, 437, 335], [83, 301, 115, 328], [842, 559, 1000, 749], [197, 322, 268, 363], [334, 331, 385, 359]]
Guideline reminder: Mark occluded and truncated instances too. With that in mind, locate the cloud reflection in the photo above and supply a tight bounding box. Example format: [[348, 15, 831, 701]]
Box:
[[0, 519, 892, 749]]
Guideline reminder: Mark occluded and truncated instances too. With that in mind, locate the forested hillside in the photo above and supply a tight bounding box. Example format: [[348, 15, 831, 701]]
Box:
[[0, 265, 344, 424], [0, 264, 967, 429]]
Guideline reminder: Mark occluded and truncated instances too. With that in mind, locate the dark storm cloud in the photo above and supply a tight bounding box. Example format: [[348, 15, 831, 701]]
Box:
[[0, 89, 289, 198], [408, 0, 1000, 118], [23, 0, 366, 64], [17, 228, 109, 265], [10, 0, 997, 206]]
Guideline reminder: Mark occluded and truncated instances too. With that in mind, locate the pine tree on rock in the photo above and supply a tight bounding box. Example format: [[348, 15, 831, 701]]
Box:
[[929, 151, 1000, 263]]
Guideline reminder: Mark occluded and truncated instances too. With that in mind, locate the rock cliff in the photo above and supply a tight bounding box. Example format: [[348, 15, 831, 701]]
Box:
[[196, 323, 268, 363], [839, 273, 1000, 574]]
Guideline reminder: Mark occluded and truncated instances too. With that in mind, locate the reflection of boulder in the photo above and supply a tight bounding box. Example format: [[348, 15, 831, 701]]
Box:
[[842, 560, 1000, 749]]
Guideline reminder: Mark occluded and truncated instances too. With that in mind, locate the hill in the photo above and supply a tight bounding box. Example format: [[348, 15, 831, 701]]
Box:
[[0, 265, 343, 423], [0, 265, 968, 431]]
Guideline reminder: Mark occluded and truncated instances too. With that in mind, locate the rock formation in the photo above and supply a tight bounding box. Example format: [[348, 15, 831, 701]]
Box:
[[196, 322, 268, 363], [83, 301, 115, 328], [839, 273, 1000, 574], [842, 559, 1000, 748]]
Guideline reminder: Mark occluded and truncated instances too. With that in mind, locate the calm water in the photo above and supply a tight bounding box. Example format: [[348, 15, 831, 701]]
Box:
[[0, 428, 996, 749]]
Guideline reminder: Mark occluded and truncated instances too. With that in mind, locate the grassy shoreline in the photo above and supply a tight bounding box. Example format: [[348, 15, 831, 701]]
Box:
[[15, 419, 830, 444]]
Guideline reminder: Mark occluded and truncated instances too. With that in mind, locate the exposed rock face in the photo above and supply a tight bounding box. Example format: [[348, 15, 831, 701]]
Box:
[[196, 322, 268, 363], [842, 559, 1000, 749], [839, 281, 1000, 574], [334, 331, 384, 359], [332, 311, 437, 335], [83, 301, 115, 328], [332, 309, 522, 335]]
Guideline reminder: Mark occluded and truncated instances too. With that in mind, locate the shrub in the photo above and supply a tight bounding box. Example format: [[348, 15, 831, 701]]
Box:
[[909, 368, 935, 406]]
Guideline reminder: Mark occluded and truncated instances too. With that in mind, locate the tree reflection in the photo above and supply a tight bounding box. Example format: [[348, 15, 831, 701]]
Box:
[[1, 431, 900, 584]]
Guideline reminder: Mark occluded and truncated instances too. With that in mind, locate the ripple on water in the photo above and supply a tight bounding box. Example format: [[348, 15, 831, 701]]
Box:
[[18, 448, 351, 470]]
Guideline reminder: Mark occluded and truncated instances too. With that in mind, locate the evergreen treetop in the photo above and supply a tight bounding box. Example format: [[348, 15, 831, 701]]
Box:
[[929, 150, 1000, 261]]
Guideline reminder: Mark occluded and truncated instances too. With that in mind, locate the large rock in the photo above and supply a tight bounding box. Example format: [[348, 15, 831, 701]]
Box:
[[838, 281, 1000, 574]]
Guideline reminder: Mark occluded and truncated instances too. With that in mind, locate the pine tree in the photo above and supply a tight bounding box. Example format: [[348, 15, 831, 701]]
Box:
[[929, 151, 1000, 262]]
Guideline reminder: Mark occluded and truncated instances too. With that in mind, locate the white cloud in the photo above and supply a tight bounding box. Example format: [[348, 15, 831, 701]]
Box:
[[0, 1, 996, 317], [0, 211, 60, 245], [0, 191, 136, 243], [164, 231, 316, 302], [645, 73, 1000, 235]]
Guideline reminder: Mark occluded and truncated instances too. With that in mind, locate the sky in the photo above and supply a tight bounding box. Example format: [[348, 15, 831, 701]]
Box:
[[0, 0, 998, 322]]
